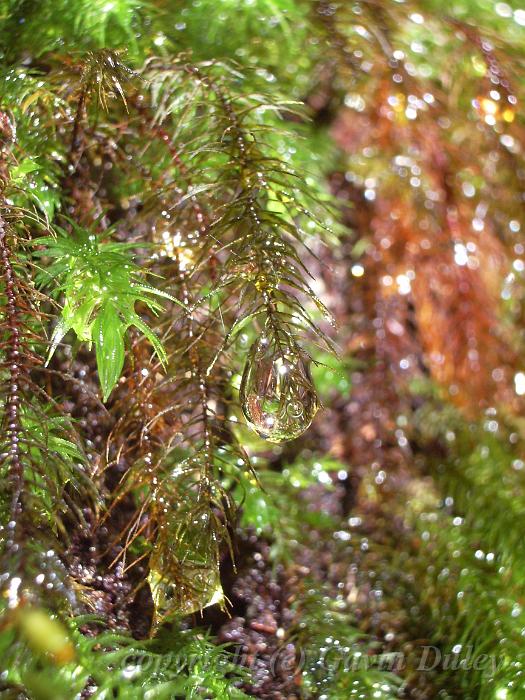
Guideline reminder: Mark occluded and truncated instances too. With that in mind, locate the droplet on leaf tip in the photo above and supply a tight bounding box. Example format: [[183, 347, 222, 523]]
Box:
[[240, 333, 319, 443]]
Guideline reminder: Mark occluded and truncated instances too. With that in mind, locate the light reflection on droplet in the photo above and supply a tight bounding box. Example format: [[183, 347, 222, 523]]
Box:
[[240, 334, 319, 443]]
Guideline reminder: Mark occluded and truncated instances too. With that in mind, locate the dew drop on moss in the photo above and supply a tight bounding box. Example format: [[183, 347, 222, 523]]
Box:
[[240, 334, 319, 443]]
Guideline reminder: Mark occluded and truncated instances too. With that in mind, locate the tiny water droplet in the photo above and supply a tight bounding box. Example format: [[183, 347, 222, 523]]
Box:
[[240, 334, 319, 442]]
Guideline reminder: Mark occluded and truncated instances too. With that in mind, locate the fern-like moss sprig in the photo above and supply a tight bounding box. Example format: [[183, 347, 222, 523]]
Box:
[[33, 220, 181, 401], [0, 208, 91, 616]]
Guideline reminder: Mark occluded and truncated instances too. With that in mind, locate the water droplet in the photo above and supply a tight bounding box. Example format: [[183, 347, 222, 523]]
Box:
[[240, 334, 319, 442]]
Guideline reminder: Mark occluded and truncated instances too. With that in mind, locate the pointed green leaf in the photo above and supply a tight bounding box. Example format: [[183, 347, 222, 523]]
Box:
[[93, 305, 125, 402]]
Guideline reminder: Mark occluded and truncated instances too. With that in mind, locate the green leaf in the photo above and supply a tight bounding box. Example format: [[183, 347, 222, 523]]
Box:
[[35, 222, 180, 400], [93, 304, 125, 401]]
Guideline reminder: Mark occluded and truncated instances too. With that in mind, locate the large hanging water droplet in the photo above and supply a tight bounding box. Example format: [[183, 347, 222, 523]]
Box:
[[240, 334, 319, 442]]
